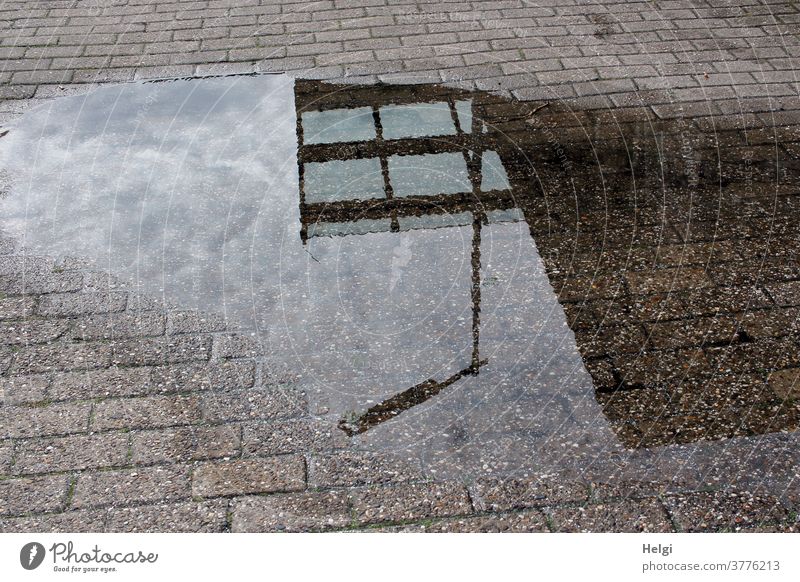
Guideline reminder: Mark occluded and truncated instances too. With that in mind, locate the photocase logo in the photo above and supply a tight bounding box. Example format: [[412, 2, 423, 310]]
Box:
[[20, 542, 46, 570]]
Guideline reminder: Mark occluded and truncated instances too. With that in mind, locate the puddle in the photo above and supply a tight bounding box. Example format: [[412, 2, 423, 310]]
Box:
[[2, 74, 799, 485]]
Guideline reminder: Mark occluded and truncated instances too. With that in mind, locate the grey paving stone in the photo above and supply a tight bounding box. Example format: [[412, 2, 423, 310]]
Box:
[[50, 367, 152, 401], [242, 419, 333, 455], [309, 451, 425, 488], [389, 510, 551, 532], [150, 360, 256, 392], [475, 476, 590, 511], [110, 335, 212, 367], [37, 292, 128, 317], [10, 342, 113, 375], [72, 466, 192, 509], [0, 374, 49, 405], [213, 333, 264, 359], [131, 424, 240, 464], [106, 500, 228, 532], [93, 394, 203, 431], [0, 85, 36, 100], [201, 387, 307, 423], [0, 319, 70, 345], [352, 482, 473, 524], [231, 491, 351, 532], [0, 474, 71, 516], [0, 441, 13, 474], [548, 499, 674, 532], [0, 402, 92, 439], [70, 311, 166, 341], [13, 432, 130, 474], [192, 456, 306, 497], [0, 297, 35, 320], [167, 310, 226, 335], [0, 270, 84, 295], [0, 509, 107, 533], [663, 490, 789, 532]]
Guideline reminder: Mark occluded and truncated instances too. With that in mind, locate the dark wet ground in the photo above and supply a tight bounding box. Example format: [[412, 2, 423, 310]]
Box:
[[1, 74, 799, 493]]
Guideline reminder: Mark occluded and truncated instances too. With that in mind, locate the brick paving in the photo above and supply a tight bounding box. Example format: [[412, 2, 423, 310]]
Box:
[[1, 0, 800, 532], [0, 219, 798, 532], [0, 0, 797, 111]]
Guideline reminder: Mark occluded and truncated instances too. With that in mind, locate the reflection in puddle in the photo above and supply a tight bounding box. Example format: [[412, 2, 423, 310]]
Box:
[[300, 89, 499, 438], [291, 79, 614, 475], [1, 74, 798, 486]]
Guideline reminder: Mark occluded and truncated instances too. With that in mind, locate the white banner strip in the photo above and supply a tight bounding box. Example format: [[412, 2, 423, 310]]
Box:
[[1, 533, 797, 581]]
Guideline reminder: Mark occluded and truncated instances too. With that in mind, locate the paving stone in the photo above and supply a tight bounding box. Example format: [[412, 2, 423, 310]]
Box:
[[707, 337, 800, 375], [768, 368, 800, 400], [614, 349, 710, 387], [201, 387, 307, 422], [0, 256, 54, 275], [576, 325, 647, 358], [242, 419, 332, 455], [663, 490, 789, 532], [0, 270, 82, 295], [0, 474, 70, 516], [681, 286, 773, 317], [0, 348, 11, 375], [596, 388, 670, 424], [352, 482, 473, 524], [625, 267, 713, 295], [70, 311, 166, 341], [93, 394, 203, 430], [646, 316, 742, 349], [739, 308, 800, 340], [150, 360, 255, 393], [589, 478, 689, 502], [0, 296, 35, 320], [0, 319, 70, 345], [232, 491, 351, 532], [766, 281, 800, 307], [50, 366, 152, 401], [122, 292, 168, 312], [214, 333, 264, 358], [0, 374, 49, 405], [0, 85, 36, 100], [548, 499, 674, 532], [167, 310, 226, 334], [0, 441, 13, 473], [0, 509, 107, 532], [309, 451, 426, 488], [393, 510, 550, 532], [0, 402, 91, 438], [106, 500, 228, 532], [0, 235, 17, 256], [192, 456, 306, 497], [37, 292, 128, 317], [72, 466, 191, 509], [475, 476, 590, 511], [10, 342, 112, 374], [13, 432, 129, 474], [110, 335, 212, 366], [556, 273, 627, 301], [131, 424, 240, 464]]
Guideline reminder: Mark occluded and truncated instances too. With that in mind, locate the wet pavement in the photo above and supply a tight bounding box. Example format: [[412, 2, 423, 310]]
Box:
[[1, 73, 799, 531]]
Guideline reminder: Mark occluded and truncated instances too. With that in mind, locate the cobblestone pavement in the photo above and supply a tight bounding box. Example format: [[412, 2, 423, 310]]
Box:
[[1, 1, 800, 532], [0, 0, 798, 110]]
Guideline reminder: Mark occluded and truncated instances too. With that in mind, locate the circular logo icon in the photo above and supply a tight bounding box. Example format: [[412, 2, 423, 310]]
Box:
[[20, 542, 46, 570]]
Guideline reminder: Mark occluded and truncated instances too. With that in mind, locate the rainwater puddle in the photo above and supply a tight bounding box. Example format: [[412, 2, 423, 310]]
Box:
[[2, 74, 798, 487]]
